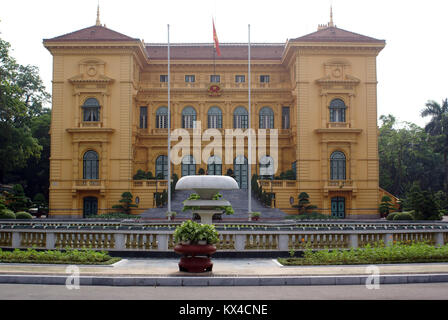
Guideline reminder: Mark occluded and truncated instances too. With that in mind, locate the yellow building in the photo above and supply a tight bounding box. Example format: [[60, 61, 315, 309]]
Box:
[[43, 12, 385, 219]]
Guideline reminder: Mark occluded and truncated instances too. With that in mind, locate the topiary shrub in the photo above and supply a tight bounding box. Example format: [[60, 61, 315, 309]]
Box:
[[15, 211, 33, 219], [393, 212, 414, 221], [0, 210, 16, 219], [386, 212, 398, 221]]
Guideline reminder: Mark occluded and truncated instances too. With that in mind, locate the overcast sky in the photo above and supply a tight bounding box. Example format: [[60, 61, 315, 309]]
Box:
[[1, 0, 447, 127]]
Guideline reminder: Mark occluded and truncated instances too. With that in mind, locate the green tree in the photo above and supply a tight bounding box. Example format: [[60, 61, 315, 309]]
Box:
[[404, 182, 441, 220], [112, 192, 138, 215], [379, 195, 394, 218], [0, 36, 50, 183], [292, 192, 317, 215], [6, 184, 31, 212], [421, 99, 448, 192], [378, 115, 443, 197]]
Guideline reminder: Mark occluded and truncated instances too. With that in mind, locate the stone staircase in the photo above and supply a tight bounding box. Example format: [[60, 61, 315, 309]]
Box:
[[140, 189, 287, 220]]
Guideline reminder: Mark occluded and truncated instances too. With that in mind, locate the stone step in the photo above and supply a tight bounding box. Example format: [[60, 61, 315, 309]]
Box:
[[141, 189, 287, 220]]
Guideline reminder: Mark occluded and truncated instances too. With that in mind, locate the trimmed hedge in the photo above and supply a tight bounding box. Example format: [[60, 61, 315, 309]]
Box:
[[15, 211, 33, 219], [278, 242, 448, 266], [393, 212, 414, 220], [0, 210, 16, 219], [0, 248, 120, 265]]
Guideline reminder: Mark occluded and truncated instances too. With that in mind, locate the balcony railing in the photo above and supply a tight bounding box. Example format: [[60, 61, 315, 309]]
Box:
[[74, 180, 104, 189], [327, 180, 353, 187], [327, 122, 350, 129], [258, 180, 297, 189], [80, 122, 102, 128], [133, 180, 168, 189]]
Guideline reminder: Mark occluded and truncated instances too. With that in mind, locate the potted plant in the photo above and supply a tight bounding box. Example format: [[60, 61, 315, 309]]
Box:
[[250, 211, 261, 221], [166, 211, 177, 221], [173, 220, 219, 272]]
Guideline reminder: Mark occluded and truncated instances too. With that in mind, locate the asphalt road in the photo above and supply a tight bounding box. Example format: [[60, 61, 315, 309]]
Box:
[[0, 283, 447, 300]]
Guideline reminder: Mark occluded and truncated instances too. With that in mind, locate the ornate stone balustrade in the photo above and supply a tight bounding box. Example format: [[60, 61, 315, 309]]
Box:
[[0, 221, 447, 252]]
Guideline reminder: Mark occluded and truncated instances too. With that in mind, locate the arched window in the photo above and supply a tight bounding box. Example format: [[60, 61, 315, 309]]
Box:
[[83, 150, 99, 180], [155, 155, 168, 179], [259, 155, 274, 179], [182, 106, 197, 129], [207, 106, 222, 129], [156, 107, 168, 129], [259, 107, 274, 129], [82, 98, 100, 122], [330, 151, 346, 180], [181, 155, 196, 176], [207, 155, 222, 175], [329, 99, 346, 123], [233, 107, 248, 129]]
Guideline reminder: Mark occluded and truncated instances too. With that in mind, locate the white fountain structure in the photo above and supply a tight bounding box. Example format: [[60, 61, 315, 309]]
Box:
[[175, 175, 239, 224]]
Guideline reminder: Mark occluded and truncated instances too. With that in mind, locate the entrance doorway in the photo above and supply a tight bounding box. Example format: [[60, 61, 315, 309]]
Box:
[[83, 197, 98, 217], [234, 155, 248, 189], [331, 197, 345, 218]]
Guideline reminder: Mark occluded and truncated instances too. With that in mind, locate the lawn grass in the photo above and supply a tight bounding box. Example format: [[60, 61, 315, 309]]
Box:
[[278, 242, 448, 266], [0, 248, 120, 265]]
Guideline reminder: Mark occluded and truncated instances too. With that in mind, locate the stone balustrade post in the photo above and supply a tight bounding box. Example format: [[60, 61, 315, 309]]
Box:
[[114, 233, 126, 250], [278, 235, 289, 251], [12, 232, 21, 248], [384, 233, 394, 246], [435, 233, 444, 247], [157, 234, 168, 251], [46, 233, 55, 249], [235, 234, 246, 251], [349, 233, 358, 249]]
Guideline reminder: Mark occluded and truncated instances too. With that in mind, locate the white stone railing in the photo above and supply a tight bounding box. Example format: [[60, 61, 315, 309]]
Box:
[[1, 223, 447, 252]]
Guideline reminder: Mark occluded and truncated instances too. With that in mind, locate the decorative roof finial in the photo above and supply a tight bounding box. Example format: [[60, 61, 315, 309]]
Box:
[[96, 1, 101, 26], [329, 5, 334, 27]]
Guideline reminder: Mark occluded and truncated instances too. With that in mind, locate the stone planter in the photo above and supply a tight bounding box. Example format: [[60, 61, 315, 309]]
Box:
[[174, 244, 217, 273]]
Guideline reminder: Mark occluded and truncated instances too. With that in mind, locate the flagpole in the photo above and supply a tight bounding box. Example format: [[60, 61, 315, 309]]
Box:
[[248, 24, 252, 217], [167, 24, 171, 213]]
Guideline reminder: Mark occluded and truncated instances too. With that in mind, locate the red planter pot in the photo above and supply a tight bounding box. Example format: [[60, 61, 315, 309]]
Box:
[[174, 244, 217, 273]]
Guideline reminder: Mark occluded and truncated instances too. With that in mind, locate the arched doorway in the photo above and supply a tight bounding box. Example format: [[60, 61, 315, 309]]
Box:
[[83, 197, 98, 217], [234, 155, 248, 189], [331, 197, 345, 218]]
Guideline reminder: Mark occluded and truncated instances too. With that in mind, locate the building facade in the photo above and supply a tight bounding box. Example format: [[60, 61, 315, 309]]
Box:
[[43, 14, 385, 219]]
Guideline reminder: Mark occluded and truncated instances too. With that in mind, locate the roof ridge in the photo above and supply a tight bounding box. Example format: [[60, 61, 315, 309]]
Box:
[[44, 24, 139, 42]]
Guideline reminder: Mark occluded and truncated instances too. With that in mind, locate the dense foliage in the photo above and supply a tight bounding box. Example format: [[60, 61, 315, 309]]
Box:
[[173, 220, 219, 245], [379, 109, 448, 218], [279, 242, 448, 266], [0, 248, 119, 265]]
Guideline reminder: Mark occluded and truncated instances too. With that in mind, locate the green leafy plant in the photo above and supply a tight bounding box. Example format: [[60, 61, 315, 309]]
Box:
[[182, 193, 234, 215], [173, 220, 219, 245]]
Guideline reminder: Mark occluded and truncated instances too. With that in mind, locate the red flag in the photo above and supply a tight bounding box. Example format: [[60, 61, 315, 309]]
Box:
[[213, 19, 221, 56]]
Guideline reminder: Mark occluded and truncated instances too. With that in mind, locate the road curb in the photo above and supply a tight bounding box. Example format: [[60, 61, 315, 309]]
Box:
[[1, 273, 448, 286]]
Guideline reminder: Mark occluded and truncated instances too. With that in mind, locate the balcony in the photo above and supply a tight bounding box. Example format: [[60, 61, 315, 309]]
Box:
[[258, 180, 297, 190], [325, 180, 355, 193], [327, 122, 350, 129], [132, 180, 168, 189], [80, 121, 102, 128], [73, 180, 104, 190]]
